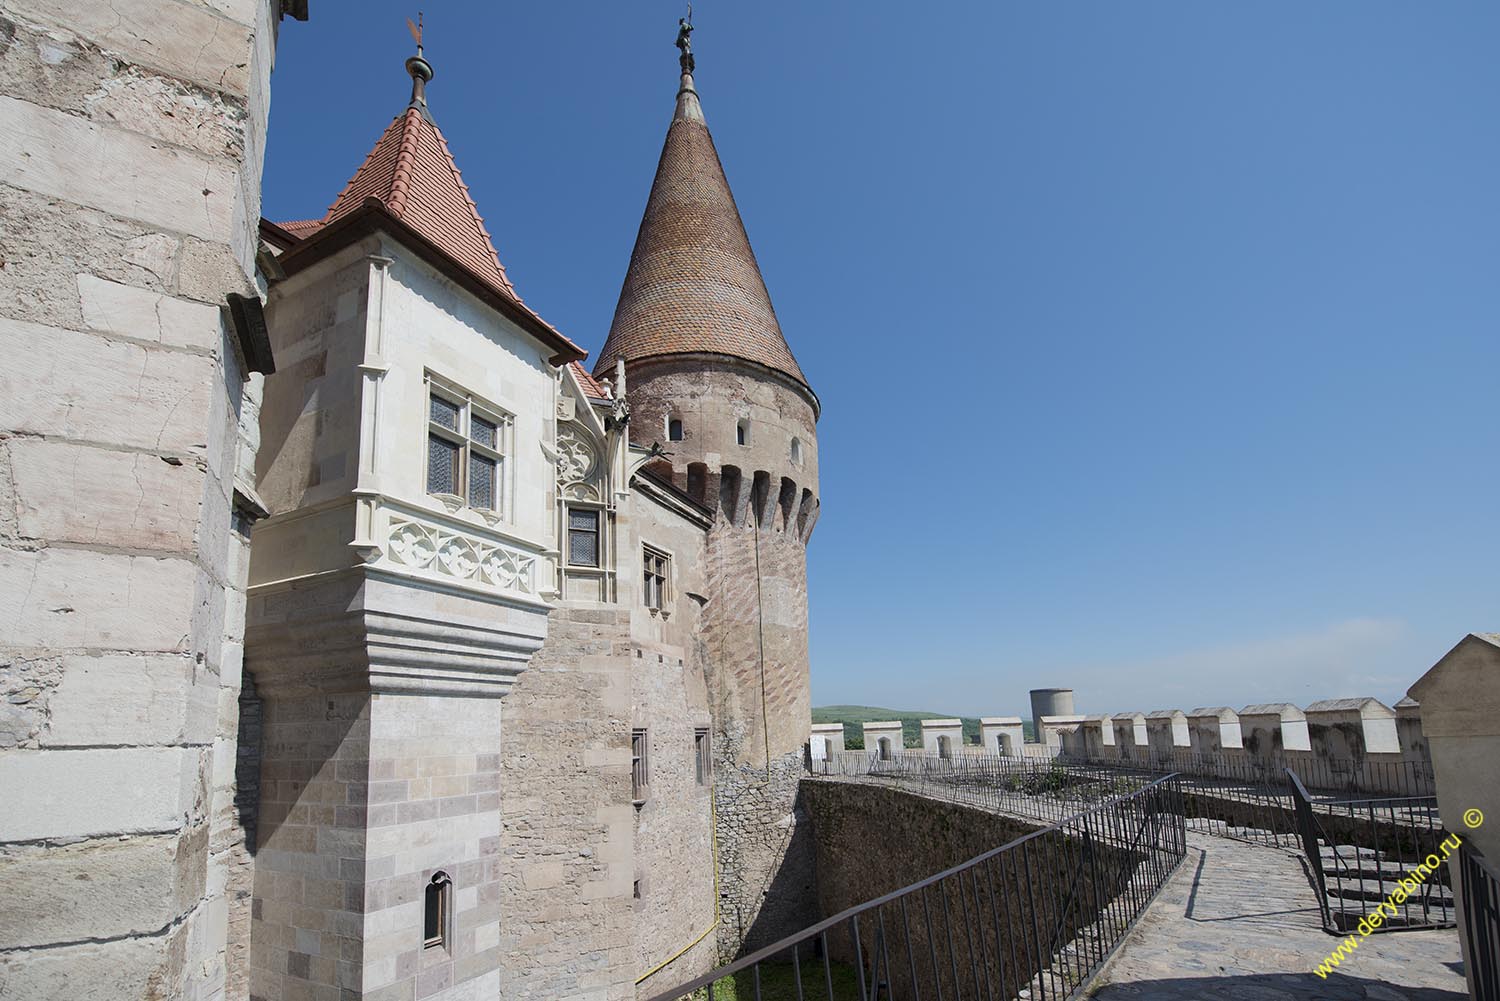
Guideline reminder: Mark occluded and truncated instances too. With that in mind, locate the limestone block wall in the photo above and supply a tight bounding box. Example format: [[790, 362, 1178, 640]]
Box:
[[626, 491, 718, 992], [498, 607, 636, 1001], [0, 1, 286, 998]]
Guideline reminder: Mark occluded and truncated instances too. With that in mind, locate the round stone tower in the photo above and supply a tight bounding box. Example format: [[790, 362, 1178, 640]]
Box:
[[594, 24, 820, 953]]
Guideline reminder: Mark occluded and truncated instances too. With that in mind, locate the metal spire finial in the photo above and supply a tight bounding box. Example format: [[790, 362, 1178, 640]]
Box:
[[405, 12, 433, 116]]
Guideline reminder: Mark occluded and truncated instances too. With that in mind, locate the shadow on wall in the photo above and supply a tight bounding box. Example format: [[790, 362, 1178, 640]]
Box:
[[733, 781, 820, 957], [1091, 973, 1465, 1001]]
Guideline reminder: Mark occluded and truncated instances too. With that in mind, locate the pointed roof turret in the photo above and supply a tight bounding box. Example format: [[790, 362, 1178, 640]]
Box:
[[594, 22, 811, 397], [274, 32, 583, 365]]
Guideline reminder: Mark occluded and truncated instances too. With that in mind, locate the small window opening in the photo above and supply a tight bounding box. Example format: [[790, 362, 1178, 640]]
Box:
[[567, 508, 600, 568], [424, 871, 451, 949], [937, 734, 953, 759], [790, 437, 803, 464], [736, 420, 750, 446], [877, 736, 892, 761], [631, 728, 650, 804], [668, 418, 684, 442], [643, 545, 670, 611], [633, 878, 642, 900], [695, 727, 711, 785]]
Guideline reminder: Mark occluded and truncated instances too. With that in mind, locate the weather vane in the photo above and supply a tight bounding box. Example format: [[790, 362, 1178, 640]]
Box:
[[676, 6, 695, 76], [406, 11, 424, 55], [404, 11, 433, 115]]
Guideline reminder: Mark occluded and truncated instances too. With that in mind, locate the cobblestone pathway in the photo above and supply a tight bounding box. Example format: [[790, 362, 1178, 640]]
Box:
[[1086, 832, 1467, 1000]]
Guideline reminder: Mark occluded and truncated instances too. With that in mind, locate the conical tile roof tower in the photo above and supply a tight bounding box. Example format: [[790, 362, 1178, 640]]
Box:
[[594, 23, 810, 396]]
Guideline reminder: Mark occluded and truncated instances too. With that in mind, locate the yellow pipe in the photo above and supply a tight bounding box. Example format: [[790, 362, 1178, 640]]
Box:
[[635, 785, 722, 984]]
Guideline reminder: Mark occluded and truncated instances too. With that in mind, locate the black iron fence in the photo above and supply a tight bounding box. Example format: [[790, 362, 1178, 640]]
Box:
[[648, 775, 1187, 1001], [815, 749, 1305, 850], [1057, 746, 1434, 799], [1286, 769, 1454, 934], [813, 750, 1154, 827], [1458, 840, 1500, 1001]]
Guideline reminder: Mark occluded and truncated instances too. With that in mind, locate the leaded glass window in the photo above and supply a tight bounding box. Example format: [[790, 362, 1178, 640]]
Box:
[[568, 508, 599, 567], [427, 436, 459, 495], [425, 379, 509, 514], [429, 395, 459, 431], [469, 454, 495, 509], [470, 415, 497, 450]]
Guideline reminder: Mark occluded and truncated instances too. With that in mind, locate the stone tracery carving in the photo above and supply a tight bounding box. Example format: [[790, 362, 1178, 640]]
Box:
[[555, 421, 599, 484], [386, 517, 536, 594]]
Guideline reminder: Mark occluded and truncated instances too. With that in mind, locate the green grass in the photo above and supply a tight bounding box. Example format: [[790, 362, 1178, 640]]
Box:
[[812, 705, 1034, 749], [672, 958, 862, 1000]]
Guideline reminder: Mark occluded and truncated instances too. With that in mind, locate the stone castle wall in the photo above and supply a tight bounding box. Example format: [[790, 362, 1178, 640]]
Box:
[[498, 606, 637, 1001], [0, 1, 284, 998], [619, 358, 821, 960]]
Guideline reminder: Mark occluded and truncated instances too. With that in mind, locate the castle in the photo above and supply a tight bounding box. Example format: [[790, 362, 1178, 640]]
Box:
[[0, 5, 816, 1000]]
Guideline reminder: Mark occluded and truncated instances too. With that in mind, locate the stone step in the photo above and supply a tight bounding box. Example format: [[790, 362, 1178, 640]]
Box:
[[1329, 905, 1454, 931], [1319, 844, 1383, 861], [1321, 857, 1414, 880], [1325, 878, 1455, 904]]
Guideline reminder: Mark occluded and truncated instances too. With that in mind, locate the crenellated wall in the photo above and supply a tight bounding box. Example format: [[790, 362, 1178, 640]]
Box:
[[815, 694, 1432, 794]]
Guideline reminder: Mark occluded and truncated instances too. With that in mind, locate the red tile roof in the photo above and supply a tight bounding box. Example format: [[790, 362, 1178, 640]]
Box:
[[276, 103, 582, 362], [594, 73, 809, 395], [278, 218, 325, 239], [321, 107, 526, 301], [569, 360, 610, 400]]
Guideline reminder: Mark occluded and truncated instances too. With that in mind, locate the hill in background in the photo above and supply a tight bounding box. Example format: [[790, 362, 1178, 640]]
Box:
[[812, 705, 1034, 749]]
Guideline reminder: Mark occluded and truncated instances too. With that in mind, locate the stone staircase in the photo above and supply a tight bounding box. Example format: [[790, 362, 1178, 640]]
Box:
[[1316, 844, 1456, 931]]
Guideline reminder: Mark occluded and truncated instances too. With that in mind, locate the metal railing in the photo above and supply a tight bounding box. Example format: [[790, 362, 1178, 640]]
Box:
[[1458, 840, 1500, 1001], [814, 751, 1155, 827], [1286, 769, 1454, 934], [1057, 747, 1434, 799], [647, 775, 1187, 1001]]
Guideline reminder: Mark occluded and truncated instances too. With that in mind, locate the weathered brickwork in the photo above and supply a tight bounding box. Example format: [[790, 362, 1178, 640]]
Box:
[[0, 2, 283, 999]]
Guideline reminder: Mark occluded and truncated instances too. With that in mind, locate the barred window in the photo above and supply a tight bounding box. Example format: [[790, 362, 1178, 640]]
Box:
[[631, 728, 649, 804], [694, 727, 711, 786], [425, 380, 509, 514], [567, 508, 600, 567], [643, 545, 670, 610]]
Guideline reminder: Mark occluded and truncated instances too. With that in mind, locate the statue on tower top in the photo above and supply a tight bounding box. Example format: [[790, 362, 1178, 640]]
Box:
[[676, 17, 695, 75]]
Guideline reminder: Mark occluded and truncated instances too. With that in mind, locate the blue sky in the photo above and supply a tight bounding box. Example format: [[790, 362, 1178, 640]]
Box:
[[263, 2, 1499, 717]]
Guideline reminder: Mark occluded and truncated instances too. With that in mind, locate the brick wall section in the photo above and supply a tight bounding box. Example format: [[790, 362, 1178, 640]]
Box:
[[0, 2, 281, 998]]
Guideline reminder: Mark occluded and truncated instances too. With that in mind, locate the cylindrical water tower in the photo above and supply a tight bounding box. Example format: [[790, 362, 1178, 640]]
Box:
[[1030, 688, 1076, 740]]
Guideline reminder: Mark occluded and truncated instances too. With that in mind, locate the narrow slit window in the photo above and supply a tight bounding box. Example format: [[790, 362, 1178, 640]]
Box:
[[424, 871, 451, 949], [790, 437, 803, 464], [631, 728, 649, 804], [736, 420, 750, 446], [695, 727, 711, 786]]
